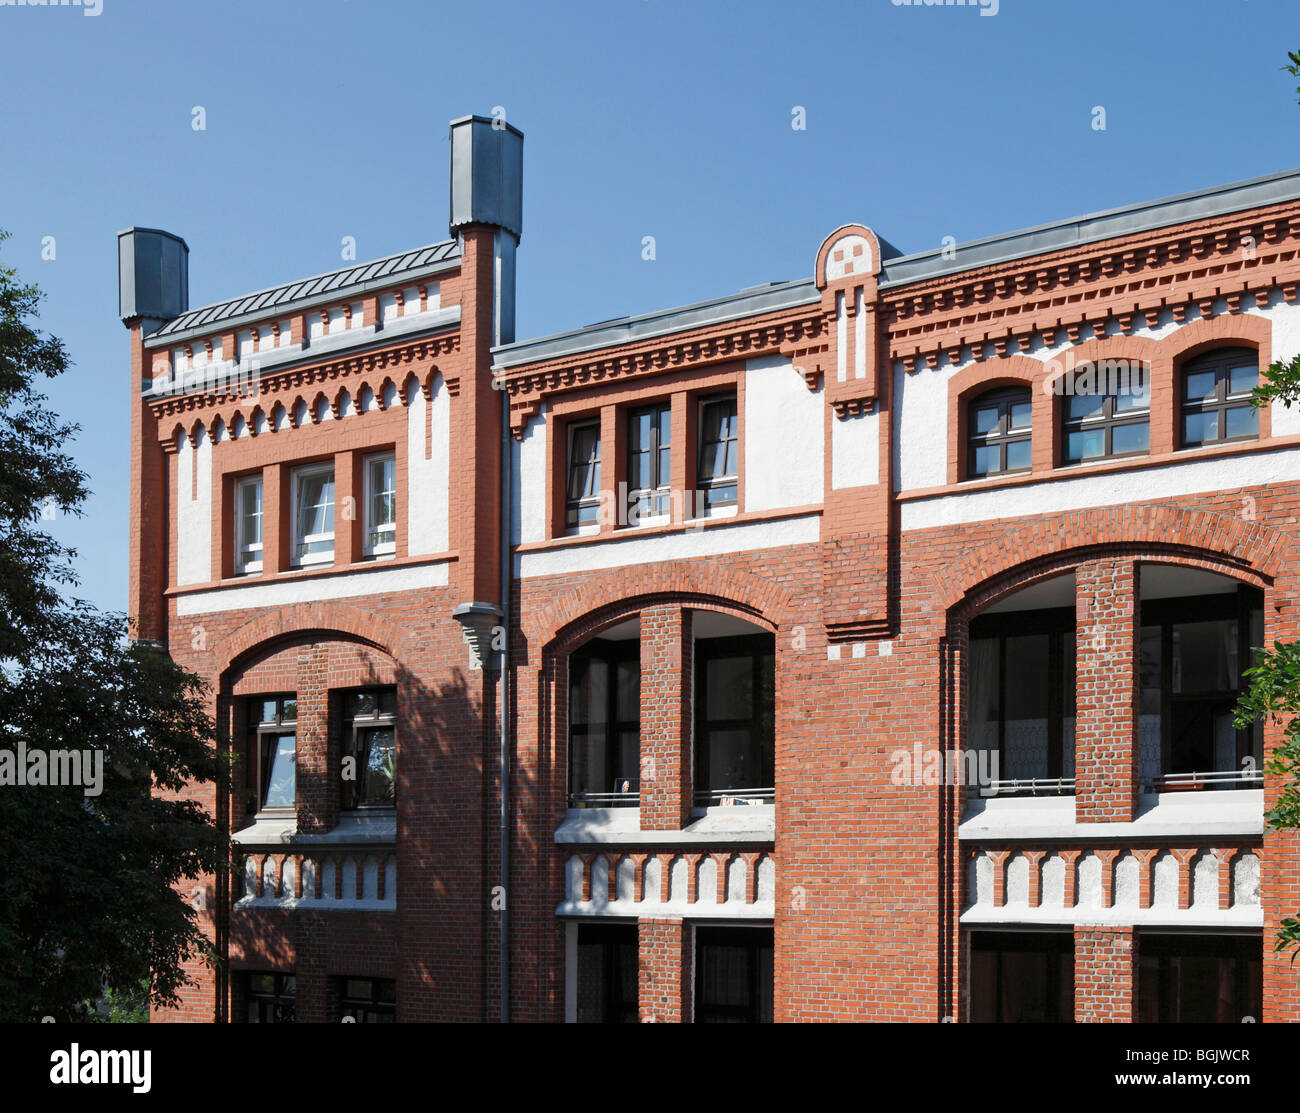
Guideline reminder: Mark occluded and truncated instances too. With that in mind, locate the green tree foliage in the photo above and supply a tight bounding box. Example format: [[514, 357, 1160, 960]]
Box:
[[0, 230, 229, 1020]]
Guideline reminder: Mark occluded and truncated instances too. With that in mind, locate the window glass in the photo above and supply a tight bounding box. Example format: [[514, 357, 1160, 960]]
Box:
[[366, 454, 396, 555], [263, 735, 296, 808], [294, 466, 335, 562]]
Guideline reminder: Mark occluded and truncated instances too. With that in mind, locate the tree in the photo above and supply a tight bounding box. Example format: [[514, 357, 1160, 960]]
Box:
[[0, 229, 229, 1021]]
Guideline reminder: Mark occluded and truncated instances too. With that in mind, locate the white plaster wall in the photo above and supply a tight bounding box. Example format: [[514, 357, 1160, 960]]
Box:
[[893, 359, 954, 492], [743, 354, 823, 511], [176, 559, 449, 616], [512, 406, 548, 544], [406, 375, 450, 556], [1005, 854, 1029, 905], [1267, 298, 1300, 435], [831, 410, 879, 489], [176, 427, 212, 586]]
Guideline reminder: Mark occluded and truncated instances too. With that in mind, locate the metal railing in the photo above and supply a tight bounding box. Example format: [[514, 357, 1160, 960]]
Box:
[[692, 788, 775, 806], [1148, 768, 1263, 792], [567, 791, 640, 808], [977, 776, 1076, 798]]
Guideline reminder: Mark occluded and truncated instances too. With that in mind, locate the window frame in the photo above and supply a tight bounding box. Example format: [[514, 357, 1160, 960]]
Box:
[[567, 638, 640, 808], [362, 451, 397, 558], [338, 977, 396, 1022], [693, 632, 775, 805], [1137, 931, 1262, 1023], [246, 696, 298, 816], [966, 386, 1033, 479], [696, 393, 739, 513], [1060, 370, 1151, 465], [969, 930, 1074, 1023], [565, 419, 603, 531], [233, 473, 264, 575], [626, 402, 672, 525], [1179, 346, 1261, 449], [243, 971, 297, 1023], [576, 923, 639, 1023], [694, 925, 774, 1024], [291, 461, 336, 567], [341, 687, 397, 811]]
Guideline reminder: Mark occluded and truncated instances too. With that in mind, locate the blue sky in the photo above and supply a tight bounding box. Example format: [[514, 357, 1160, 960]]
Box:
[[1, 0, 1296, 615]]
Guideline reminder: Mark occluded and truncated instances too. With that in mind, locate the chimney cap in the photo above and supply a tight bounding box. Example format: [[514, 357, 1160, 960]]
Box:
[[449, 115, 523, 240]]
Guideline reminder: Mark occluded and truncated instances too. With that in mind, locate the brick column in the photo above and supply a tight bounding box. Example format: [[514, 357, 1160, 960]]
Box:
[[293, 910, 328, 1022], [1074, 925, 1136, 1022], [1074, 559, 1139, 822], [295, 643, 336, 833], [640, 606, 693, 829], [638, 918, 691, 1023]]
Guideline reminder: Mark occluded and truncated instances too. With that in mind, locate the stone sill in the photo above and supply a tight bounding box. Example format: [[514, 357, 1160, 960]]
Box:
[[959, 790, 1264, 842], [233, 811, 396, 849], [554, 804, 775, 846]]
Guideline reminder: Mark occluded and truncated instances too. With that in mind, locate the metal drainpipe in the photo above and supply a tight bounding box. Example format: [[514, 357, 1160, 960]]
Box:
[[497, 286, 512, 1025]]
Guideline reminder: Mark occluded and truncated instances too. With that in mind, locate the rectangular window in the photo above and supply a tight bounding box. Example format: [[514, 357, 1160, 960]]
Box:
[[568, 640, 639, 807], [1138, 933, 1261, 1022], [969, 607, 1076, 792], [246, 696, 297, 815], [338, 977, 396, 1022], [695, 926, 773, 1023], [234, 475, 263, 575], [694, 634, 774, 804], [342, 688, 397, 809], [1062, 367, 1150, 464], [627, 403, 671, 523], [969, 931, 1074, 1022], [363, 452, 396, 557], [566, 420, 602, 530], [1139, 586, 1264, 788], [1181, 348, 1260, 448], [243, 972, 296, 1023], [292, 462, 335, 566], [697, 395, 739, 511], [576, 924, 638, 1023]]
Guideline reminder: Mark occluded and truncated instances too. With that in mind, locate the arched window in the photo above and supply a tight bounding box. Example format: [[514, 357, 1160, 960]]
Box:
[[1180, 346, 1259, 448], [967, 386, 1032, 478]]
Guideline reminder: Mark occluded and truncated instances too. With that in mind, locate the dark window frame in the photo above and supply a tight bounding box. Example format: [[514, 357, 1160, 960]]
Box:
[[566, 418, 603, 530], [1139, 586, 1264, 786], [242, 971, 297, 1023], [1137, 932, 1262, 1023], [694, 925, 774, 1023], [968, 606, 1076, 789], [969, 930, 1074, 1023], [338, 976, 396, 1022], [966, 386, 1033, 479], [697, 393, 739, 511], [568, 638, 640, 808], [246, 695, 298, 816], [1179, 346, 1260, 449], [627, 402, 672, 523], [694, 633, 775, 804], [576, 922, 639, 1023], [1061, 370, 1151, 464], [341, 687, 397, 811]]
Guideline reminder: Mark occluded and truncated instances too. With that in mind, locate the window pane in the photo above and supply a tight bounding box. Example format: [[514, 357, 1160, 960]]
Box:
[[280, 698, 297, 722], [705, 656, 753, 719], [1184, 369, 1218, 402], [1004, 439, 1031, 472], [353, 691, 378, 717], [259, 699, 279, 724], [1111, 421, 1149, 455], [569, 425, 601, 501], [1183, 410, 1217, 446], [1228, 362, 1258, 395], [1225, 405, 1258, 439], [361, 727, 396, 805], [264, 734, 296, 808], [971, 444, 1000, 476], [1004, 635, 1049, 719], [1116, 376, 1150, 412], [972, 406, 999, 435], [1066, 392, 1104, 421], [378, 689, 397, 716], [1066, 428, 1104, 462], [1173, 620, 1237, 694], [1008, 401, 1032, 430]]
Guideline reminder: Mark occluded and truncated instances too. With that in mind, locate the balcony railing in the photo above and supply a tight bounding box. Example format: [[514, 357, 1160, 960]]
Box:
[[693, 788, 774, 807], [568, 790, 639, 808], [1148, 767, 1263, 792], [977, 776, 1077, 798]]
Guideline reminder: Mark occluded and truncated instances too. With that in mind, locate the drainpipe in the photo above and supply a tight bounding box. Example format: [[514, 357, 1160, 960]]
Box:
[[498, 362, 511, 1023]]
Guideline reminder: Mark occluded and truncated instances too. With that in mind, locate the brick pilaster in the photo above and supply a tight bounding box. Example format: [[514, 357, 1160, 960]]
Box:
[[640, 606, 693, 829], [638, 918, 691, 1023], [1075, 559, 1139, 822], [1074, 925, 1136, 1022]]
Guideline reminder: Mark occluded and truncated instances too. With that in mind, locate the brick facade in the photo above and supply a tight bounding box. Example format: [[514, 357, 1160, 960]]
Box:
[[124, 123, 1300, 1023]]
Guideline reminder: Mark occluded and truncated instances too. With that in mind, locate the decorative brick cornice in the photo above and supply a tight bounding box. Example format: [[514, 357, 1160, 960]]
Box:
[[885, 201, 1300, 371]]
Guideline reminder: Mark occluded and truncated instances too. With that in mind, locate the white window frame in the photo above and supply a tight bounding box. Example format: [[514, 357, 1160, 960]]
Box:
[[234, 474, 263, 575], [363, 451, 397, 558], [291, 462, 336, 568]]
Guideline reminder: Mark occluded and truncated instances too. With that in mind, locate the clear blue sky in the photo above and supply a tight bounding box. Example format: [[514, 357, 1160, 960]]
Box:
[[1, 0, 1296, 616]]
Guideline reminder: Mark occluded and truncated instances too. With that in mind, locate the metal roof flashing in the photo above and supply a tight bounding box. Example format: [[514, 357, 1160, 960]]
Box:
[[492, 166, 1300, 370]]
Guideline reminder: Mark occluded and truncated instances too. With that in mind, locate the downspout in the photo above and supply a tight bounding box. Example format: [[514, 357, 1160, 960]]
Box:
[[497, 247, 512, 1025]]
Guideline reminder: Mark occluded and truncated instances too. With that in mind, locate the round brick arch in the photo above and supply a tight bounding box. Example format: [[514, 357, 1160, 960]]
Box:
[[525, 560, 795, 661], [212, 600, 407, 679], [933, 504, 1290, 613]]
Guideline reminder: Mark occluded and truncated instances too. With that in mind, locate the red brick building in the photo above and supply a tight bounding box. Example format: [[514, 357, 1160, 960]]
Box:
[[120, 115, 1300, 1023]]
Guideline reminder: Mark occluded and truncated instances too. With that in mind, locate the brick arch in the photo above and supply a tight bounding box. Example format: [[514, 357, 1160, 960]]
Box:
[[1165, 311, 1272, 367], [934, 504, 1288, 613], [525, 560, 794, 660], [212, 601, 407, 679]]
